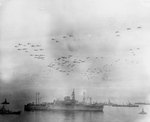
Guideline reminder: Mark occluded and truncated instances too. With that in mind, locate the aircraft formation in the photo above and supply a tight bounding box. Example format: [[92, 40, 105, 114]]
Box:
[[114, 26, 142, 37], [13, 26, 142, 80], [14, 43, 45, 60]]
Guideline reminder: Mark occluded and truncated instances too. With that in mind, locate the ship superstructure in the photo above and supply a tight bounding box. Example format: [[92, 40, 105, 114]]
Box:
[[24, 90, 104, 112]]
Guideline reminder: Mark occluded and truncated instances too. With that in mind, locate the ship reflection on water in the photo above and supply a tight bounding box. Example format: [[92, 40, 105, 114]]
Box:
[[0, 104, 148, 122], [23, 111, 104, 122], [57, 111, 104, 122]]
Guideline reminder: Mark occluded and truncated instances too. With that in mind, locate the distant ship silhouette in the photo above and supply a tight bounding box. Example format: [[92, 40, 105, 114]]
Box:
[[24, 90, 104, 112], [139, 108, 147, 115], [0, 98, 21, 115]]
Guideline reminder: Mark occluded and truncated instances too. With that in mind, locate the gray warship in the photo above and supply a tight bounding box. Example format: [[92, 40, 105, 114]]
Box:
[[112, 103, 139, 107], [24, 90, 104, 112], [0, 99, 21, 115]]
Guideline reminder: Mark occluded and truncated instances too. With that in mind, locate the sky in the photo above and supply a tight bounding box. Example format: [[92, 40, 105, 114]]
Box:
[[1, 0, 150, 110]]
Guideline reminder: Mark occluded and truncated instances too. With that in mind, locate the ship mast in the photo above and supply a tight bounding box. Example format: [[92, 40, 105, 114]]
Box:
[[36, 93, 37, 105], [37, 92, 40, 104], [83, 92, 86, 103], [72, 89, 75, 103], [35, 92, 40, 105], [1, 98, 9, 110]]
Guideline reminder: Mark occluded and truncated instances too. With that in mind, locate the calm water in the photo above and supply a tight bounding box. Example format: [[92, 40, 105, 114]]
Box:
[[0, 106, 149, 122]]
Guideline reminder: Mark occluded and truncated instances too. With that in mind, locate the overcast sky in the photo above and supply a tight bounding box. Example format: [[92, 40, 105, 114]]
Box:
[[1, 0, 150, 106]]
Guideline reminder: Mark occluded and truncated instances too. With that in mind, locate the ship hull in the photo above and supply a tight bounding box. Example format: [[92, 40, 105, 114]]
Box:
[[112, 105, 139, 107], [24, 104, 103, 112], [49, 104, 103, 112], [0, 111, 21, 115]]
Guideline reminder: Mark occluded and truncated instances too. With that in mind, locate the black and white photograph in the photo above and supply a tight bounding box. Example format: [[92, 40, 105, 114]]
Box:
[[0, 0, 150, 122]]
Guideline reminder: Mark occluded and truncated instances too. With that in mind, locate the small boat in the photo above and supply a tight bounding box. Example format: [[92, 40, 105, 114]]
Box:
[[139, 108, 147, 114], [0, 98, 21, 115]]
